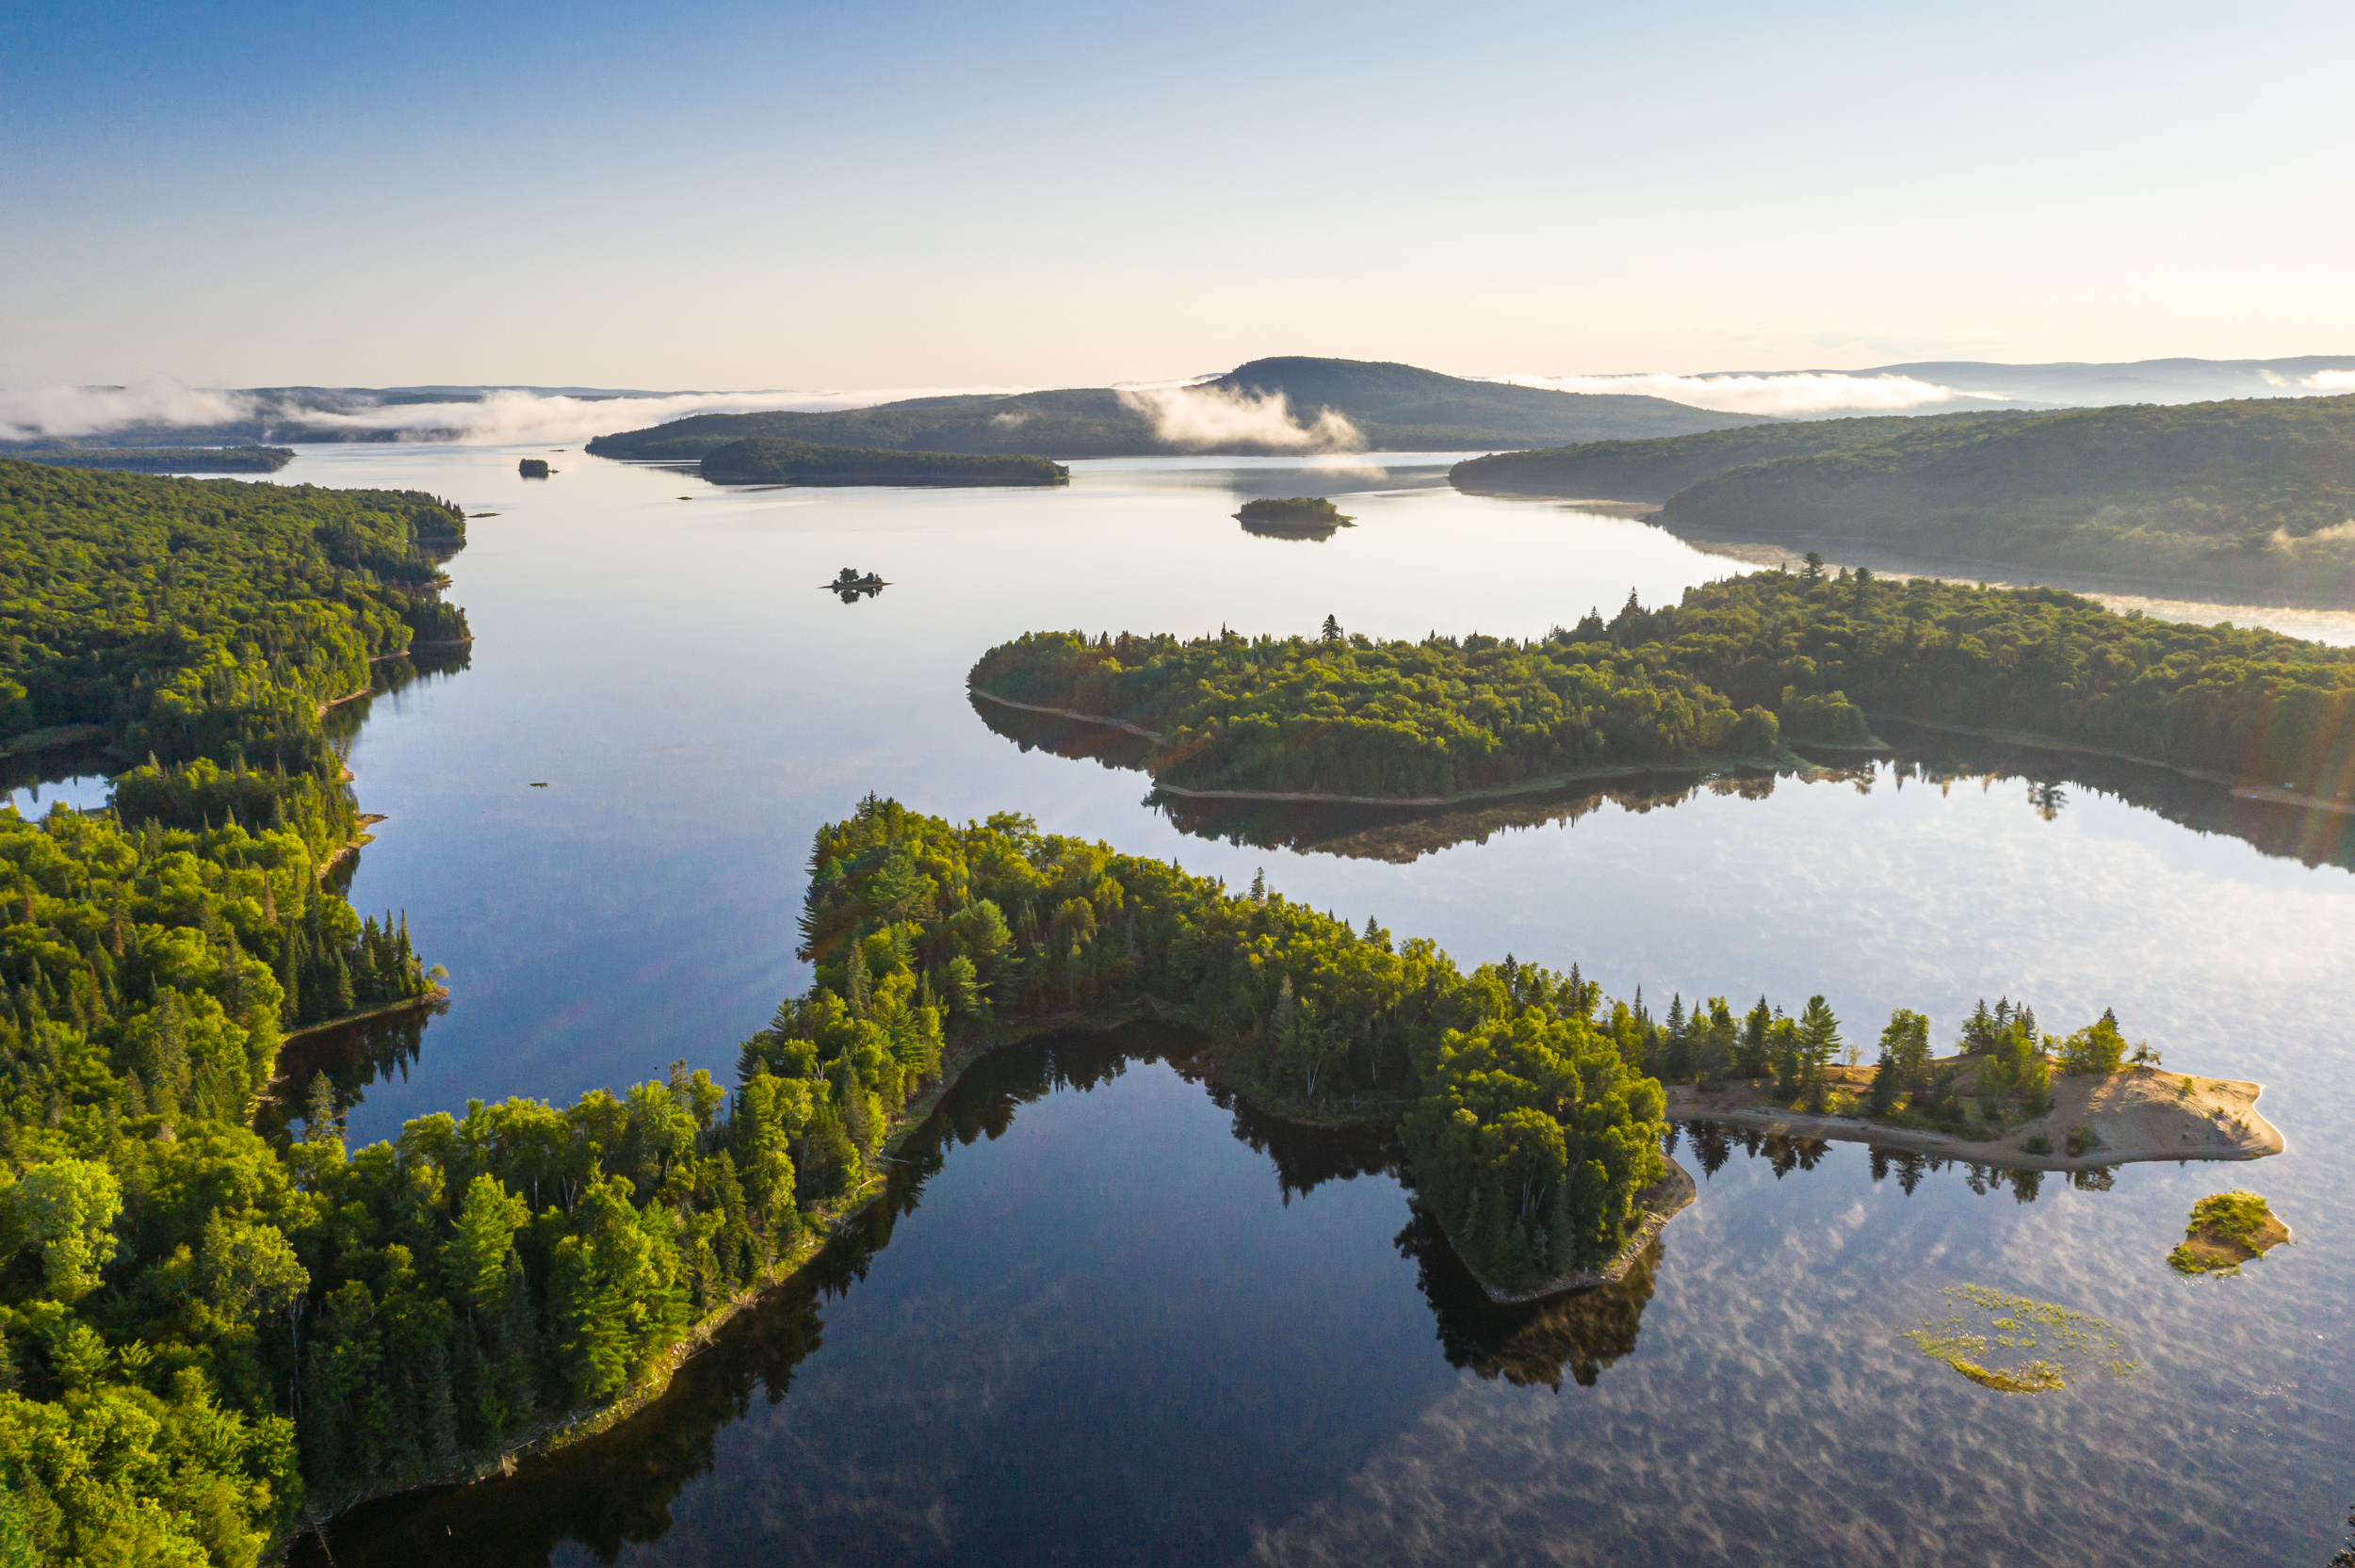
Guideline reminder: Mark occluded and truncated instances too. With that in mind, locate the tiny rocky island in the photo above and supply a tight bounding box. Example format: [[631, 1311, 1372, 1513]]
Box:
[[822, 566, 888, 601], [2168, 1190, 2292, 1274], [1237, 495, 1354, 538], [518, 457, 551, 477]]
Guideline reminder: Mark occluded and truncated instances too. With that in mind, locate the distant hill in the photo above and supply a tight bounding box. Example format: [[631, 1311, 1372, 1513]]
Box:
[[585, 356, 1768, 461], [701, 438, 1066, 486], [1463, 396, 2355, 602]]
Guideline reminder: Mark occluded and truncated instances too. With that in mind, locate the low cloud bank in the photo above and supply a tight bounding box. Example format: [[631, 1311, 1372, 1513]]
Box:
[[2266, 368, 2355, 393], [0, 382, 1029, 446], [1115, 384, 1361, 450], [0, 380, 257, 441], [1491, 371, 1987, 416]]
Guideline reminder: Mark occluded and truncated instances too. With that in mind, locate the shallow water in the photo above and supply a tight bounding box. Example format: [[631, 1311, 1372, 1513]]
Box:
[[222, 445, 2350, 1564]]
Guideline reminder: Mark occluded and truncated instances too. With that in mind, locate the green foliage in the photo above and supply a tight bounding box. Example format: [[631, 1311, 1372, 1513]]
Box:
[[1455, 395, 2355, 598], [2056, 1011, 2130, 1075], [0, 459, 468, 756], [776, 794, 1670, 1290], [1451, 410, 2018, 501], [700, 439, 1067, 487], [6, 447, 297, 476], [969, 619, 1778, 799], [978, 568, 2355, 798]]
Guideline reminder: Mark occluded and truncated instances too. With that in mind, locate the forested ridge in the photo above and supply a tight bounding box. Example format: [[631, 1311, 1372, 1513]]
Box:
[[970, 567, 2355, 800], [1452, 396, 2355, 600], [1449, 411, 2022, 502], [700, 439, 1066, 487], [3, 449, 297, 477]]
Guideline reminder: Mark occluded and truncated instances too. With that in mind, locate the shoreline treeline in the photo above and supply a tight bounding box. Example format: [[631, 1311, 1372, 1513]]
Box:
[[969, 568, 2355, 799]]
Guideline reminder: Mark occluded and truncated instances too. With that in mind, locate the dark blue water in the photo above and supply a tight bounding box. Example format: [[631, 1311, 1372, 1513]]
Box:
[[253, 445, 2351, 1564]]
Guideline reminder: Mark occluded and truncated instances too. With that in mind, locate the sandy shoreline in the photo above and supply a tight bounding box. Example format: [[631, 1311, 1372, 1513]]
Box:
[[1665, 1064, 2282, 1172]]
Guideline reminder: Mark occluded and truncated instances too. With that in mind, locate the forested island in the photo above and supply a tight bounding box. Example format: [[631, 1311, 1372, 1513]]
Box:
[[584, 356, 1763, 461], [1237, 496, 1353, 538], [1451, 396, 2355, 602], [967, 567, 2355, 803], [700, 438, 1067, 487], [6, 446, 298, 476]]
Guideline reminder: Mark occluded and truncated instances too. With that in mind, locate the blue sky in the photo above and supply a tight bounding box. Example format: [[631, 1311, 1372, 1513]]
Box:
[[5, 0, 2351, 387]]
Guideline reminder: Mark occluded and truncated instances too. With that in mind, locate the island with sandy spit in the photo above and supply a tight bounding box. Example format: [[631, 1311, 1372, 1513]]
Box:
[[1237, 495, 1353, 538], [2168, 1190, 2292, 1275], [1660, 1001, 2281, 1172]]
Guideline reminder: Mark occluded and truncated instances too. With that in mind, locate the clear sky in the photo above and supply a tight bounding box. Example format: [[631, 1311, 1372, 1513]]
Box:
[[5, 0, 2351, 390]]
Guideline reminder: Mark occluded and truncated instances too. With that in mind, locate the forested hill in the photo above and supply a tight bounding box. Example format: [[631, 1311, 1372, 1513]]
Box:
[[971, 568, 2355, 801], [1448, 411, 2023, 501], [1453, 396, 2355, 602], [700, 438, 1067, 486], [584, 356, 1765, 461], [1657, 396, 2355, 598]]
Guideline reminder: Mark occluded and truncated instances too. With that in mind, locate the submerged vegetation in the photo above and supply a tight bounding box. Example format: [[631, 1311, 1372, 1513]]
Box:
[[700, 438, 1066, 487], [1902, 1283, 2136, 1394], [2168, 1190, 2289, 1275], [971, 567, 2355, 800]]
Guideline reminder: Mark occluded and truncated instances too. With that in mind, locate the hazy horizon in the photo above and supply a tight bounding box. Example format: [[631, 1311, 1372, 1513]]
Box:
[[8, 1, 2351, 389]]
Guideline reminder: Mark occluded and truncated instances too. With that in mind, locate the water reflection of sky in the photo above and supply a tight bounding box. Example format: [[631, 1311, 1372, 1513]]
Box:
[[256, 445, 2354, 1565], [2, 773, 113, 815]]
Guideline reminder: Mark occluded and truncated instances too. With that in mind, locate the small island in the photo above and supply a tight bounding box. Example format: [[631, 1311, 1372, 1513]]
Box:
[[519, 458, 552, 477], [701, 437, 1067, 487], [822, 566, 887, 602], [2168, 1190, 2291, 1275], [1237, 495, 1354, 539]]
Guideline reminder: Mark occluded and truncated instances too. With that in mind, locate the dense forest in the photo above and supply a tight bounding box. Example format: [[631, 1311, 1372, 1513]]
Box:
[[1448, 411, 2020, 501], [700, 439, 1066, 487], [585, 356, 1762, 461], [5, 448, 297, 476], [969, 568, 2355, 799], [1453, 396, 2355, 601]]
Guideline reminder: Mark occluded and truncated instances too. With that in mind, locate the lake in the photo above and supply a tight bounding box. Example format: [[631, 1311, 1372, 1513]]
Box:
[[211, 445, 2351, 1564]]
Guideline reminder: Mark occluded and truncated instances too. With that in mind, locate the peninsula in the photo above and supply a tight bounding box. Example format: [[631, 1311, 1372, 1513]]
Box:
[[968, 568, 2355, 805]]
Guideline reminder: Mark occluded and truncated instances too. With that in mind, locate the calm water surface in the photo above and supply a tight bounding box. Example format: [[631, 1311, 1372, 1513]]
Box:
[[235, 447, 2349, 1564]]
